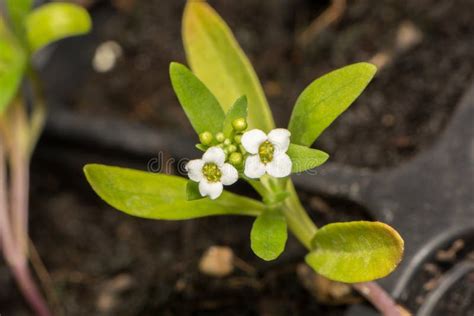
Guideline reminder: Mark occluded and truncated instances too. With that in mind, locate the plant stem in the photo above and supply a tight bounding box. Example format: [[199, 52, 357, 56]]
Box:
[[0, 103, 51, 316], [282, 181, 317, 249], [353, 282, 402, 316], [12, 262, 52, 316], [9, 102, 30, 255], [0, 141, 18, 264], [27, 68, 47, 153]]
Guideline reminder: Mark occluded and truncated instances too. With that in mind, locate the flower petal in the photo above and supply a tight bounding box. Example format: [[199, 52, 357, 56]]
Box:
[[186, 159, 204, 182], [244, 155, 267, 179], [266, 153, 292, 178], [268, 128, 291, 153], [241, 129, 267, 154], [202, 147, 226, 166], [199, 179, 223, 200], [220, 163, 238, 185]]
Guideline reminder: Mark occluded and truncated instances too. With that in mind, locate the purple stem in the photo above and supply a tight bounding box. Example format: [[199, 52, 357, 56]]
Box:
[[1, 114, 51, 315], [353, 282, 402, 316], [10, 103, 29, 253]]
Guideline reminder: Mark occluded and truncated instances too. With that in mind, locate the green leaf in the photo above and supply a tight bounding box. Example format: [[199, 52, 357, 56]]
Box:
[[6, 0, 33, 37], [0, 18, 26, 113], [183, 1, 274, 132], [186, 180, 204, 201], [195, 144, 207, 152], [305, 221, 404, 283], [170, 62, 225, 135], [288, 63, 377, 147], [25, 2, 92, 53], [84, 164, 265, 220], [250, 209, 287, 261], [223, 95, 247, 137], [287, 144, 329, 173]]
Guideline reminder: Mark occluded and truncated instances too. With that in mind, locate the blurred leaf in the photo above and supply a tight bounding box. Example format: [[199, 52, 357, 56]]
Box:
[[0, 18, 26, 113], [223, 95, 247, 137], [287, 144, 329, 173], [305, 221, 404, 283], [251, 209, 287, 261], [186, 180, 204, 201], [170, 62, 225, 135], [183, 1, 274, 132], [288, 63, 376, 147], [195, 144, 207, 152], [6, 0, 33, 37], [25, 2, 91, 53], [84, 164, 265, 220]]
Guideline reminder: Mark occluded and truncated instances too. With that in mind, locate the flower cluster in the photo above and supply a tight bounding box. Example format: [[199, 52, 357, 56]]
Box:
[[186, 117, 292, 199]]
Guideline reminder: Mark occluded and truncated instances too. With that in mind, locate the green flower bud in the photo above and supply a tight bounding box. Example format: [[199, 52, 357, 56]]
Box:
[[229, 152, 243, 166], [227, 144, 237, 153], [224, 138, 231, 145], [199, 131, 213, 145], [232, 118, 247, 131], [234, 134, 242, 144], [215, 132, 225, 143]]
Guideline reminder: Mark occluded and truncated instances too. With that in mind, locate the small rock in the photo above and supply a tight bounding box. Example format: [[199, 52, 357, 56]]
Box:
[[296, 264, 360, 305], [96, 274, 134, 312], [93, 41, 123, 73], [199, 246, 234, 277]]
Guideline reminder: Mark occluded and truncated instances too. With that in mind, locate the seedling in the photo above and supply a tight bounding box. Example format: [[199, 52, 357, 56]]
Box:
[[0, 1, 91, 315], [84, 1, 404, 313]]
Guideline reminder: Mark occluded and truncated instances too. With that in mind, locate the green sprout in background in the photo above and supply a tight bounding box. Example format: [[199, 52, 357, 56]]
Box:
[[85, 1, 405, 315], [0, 1, 91, 315]]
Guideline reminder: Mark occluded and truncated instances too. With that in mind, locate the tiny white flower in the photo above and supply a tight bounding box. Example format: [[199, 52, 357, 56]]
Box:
[[186, 147, 238, 200], [241, 128, 292, 179]]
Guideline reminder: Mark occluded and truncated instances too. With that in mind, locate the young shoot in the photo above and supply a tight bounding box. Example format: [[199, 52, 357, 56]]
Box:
[[0, 1, 91, 315], [84, 1, 404, 314]]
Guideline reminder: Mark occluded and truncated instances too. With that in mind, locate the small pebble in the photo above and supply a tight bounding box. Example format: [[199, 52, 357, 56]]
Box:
[[199, 246, 234, 277], [93, 41, 123, 73]]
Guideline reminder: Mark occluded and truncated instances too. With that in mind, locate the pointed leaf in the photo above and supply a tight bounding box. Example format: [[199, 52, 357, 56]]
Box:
[[170, 62, 225, 135], [195, 144, 208, 152], [289, 63, 377, 146], [305, 221, 404, 283], [287, 144, 329, 173], [84, 164, 264, 220], [223, 95, 247, 137], [0, 18, 26, 113], [186, 180, 204, 201], [183, 1, 274, 132], [25, 2, 92, 53], [251, 210, 287, 261]]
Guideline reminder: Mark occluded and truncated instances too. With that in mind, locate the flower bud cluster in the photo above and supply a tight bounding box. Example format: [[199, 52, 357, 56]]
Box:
[[197, 117, 248, 168]]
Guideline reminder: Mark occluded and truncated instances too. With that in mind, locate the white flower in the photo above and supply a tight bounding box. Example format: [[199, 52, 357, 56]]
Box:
[[241, 128, 292, 179], [186, 147, 238, 200]]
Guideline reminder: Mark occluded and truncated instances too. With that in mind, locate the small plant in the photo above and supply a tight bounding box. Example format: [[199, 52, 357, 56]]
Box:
[[85, 1, 404, 313], [0, 1, 91, 315]]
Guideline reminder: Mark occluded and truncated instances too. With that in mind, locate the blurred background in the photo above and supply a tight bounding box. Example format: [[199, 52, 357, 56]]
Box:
[[1, 0, 473, 315]]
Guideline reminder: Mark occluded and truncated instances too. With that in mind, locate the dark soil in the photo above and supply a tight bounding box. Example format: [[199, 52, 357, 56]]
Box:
[[1, 0, 473, 315], [71, 0, 474, 168]]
